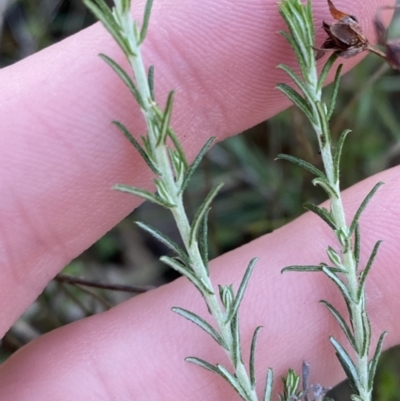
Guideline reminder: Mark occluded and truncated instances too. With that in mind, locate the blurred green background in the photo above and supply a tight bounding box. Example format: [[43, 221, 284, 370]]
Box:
[[0, 0, 399, 399]]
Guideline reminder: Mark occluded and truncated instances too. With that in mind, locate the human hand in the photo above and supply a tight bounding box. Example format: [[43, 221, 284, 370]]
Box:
[[0, 0, 398, 399]]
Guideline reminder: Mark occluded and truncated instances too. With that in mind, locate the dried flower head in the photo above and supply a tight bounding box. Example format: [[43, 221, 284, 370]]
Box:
[[315, 0, 370, 60]]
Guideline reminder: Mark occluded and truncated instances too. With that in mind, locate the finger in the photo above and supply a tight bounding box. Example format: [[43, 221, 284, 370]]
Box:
[[0, 0, 392, 335], [0, 165, 399, 399]]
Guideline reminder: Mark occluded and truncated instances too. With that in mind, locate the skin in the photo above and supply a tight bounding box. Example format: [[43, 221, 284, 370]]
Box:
[[0, 0, 398, 399]]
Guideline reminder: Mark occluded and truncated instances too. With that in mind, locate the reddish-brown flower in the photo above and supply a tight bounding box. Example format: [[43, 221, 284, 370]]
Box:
[[315, 0, 370, 60]]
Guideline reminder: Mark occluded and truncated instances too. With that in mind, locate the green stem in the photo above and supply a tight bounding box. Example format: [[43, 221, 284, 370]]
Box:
[[305, 61, 371, 401], [118, 3, 259, 400]]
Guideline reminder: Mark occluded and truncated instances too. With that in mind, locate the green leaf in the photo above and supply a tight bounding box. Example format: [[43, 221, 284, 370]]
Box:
[[225, 258, 258, 323], [172, 307, 227, 349], [330, 336, 360, 393], [279, 30, 307, 74], [153, 106, 189, 168], [282, 265, 323, 273], [148, 65, 155, 100], [357, 240, 383, 302], [276, 83, 316, 124], [277, 154, 326, 179], [120, 0, 130, 13], [135, 221, 190, 265], [322, 266, 353, 304], [263, 368, 274, 401], [250, 326, 263, 389], [84, 0, 132, 57], [360, 311, 371, 357], [282, 264, 344, 273], [349, 182, 384, 236], [316, 101, 331, 146], [157, 91, 174, 146], [304, 202, 336, 229], [317, 53, 339, 92], [139, 0, 154, 44], [219, 285, 234, 310], [180, 137, 216, 192], [312, 177, 339, 199], [185, 356, 219, 374], [278, 9, 310, 72], [112, 121, 160, 174], [99, 54, 145, 109], [198, 207, 210, 274], [114, 184, 175, 208], [333, 129, 351, 184], [368, 331, 387, 390], [160, 256, 214, 295], [216, 364, 248, 400], [230, 313, 242, 369], [189, 184, 223, 246], [320, 300, 356, 351], [327, 246, 342, 269], [327, 64, 343, 121], [354, 223, 360, 270], [277, 64, 313, 101]]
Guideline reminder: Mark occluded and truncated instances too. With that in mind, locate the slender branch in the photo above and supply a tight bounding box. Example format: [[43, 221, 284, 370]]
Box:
[[55, 274, 154, 293]]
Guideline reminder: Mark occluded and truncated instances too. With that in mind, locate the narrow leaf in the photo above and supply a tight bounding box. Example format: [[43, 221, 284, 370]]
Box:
[[368, 331, 387, 390], [185, 357, 219, 374], [349, 182, 384, 236], [84, 0, 131, 56], [360, 311, 371, 357], [316, 101, 331, 146], [160, 256, 214, 295], [282, 265, 323, 273], [139, 0, 154, 44], [225, 258, 258, 323], [135, 221, 190, 265], [172, 307, 227, 349], [354, 223, 361, 270], [327, 63, 343, 121], [277, 64, 313, 100], [322, 266, 353, 304], [99, 54, 145, 109], [333, 129, 351, 184], [263, 368, 274, 401], [317, 53, 339, 91], [230, 313, 242, 368], [189, 184, 223, 246], [304, 202, 336, 229], [312, 177, 339, 199], [113, 121, 159, 174], [330, 337, 360, 392], [180, 137, 216, 192], [276, 83, 316, 124], [357, 240, 383, 302], [320, 300, 356, 350], [148, 65, 155, 100], [282, 265, 344, 273], [250, 326, 263, 389], [153, 106, 189, 168], [216, 365, 247, 399], [198, 207, 210, 274], [277, 153, 325, 179], [279, 30, 307, 74], [114, 184, 175, 208], [157, 91, 174, 146]]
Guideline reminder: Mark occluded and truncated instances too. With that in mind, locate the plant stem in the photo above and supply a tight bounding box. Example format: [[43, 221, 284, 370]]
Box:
[[116, 2, 260, 399]]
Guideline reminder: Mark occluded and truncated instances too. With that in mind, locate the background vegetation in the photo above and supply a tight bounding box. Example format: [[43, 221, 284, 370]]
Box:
[[0, 0, 399, 399]]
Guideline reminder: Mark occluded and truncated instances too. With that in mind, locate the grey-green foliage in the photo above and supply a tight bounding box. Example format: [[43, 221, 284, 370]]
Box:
[[277, 1, 386, 400], [83, 0, 274, 400]]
